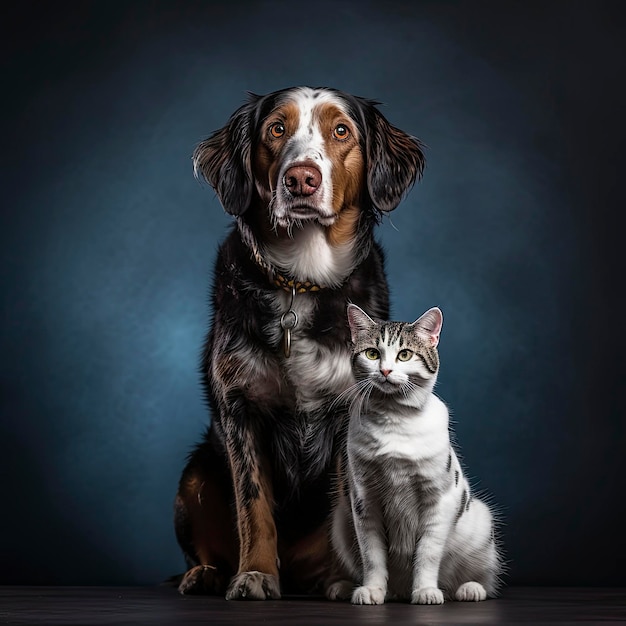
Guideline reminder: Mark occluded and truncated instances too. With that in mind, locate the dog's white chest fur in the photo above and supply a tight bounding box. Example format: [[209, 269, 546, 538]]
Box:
[[272, 289, 354, 413], [264, 224, 355, 288]]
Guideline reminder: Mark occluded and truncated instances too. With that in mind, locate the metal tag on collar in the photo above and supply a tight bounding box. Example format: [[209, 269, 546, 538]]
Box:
[[280, 286, 298, 358]]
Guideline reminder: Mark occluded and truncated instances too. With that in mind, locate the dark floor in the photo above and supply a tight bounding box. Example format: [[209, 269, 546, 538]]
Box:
[[1, 586, 625, 625]]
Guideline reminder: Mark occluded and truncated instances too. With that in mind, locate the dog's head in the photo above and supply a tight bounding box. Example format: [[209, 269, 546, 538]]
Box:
[[193, 87, 425, 225]]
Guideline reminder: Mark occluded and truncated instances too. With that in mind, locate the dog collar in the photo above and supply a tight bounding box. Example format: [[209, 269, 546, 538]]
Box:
[[272, 272, 322, 293], [246, 232, 325, 294], [238, 226, 324, 357]]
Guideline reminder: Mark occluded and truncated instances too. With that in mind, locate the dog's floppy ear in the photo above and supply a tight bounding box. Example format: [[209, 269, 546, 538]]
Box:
[[192, 95, 261, 215], [363, 103, 426, 213]]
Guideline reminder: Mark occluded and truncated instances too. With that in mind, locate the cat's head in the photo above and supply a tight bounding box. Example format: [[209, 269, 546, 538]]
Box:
[[346, 304, 443, 399]]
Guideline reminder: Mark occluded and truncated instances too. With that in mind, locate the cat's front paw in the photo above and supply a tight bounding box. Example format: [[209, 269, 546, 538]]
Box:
[[351, 585, 386, 605], [411, 586, 444, 605], [455, 581, 487, 602], [326, 580, 353, 601], [225, 571, 280, 600]]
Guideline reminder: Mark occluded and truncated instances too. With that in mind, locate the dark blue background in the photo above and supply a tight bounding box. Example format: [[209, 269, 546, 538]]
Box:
[[2, 0, 624, 586]]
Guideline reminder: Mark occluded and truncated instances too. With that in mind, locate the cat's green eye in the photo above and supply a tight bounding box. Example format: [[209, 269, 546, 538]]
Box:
[[364, 348, 380, 360], [397, 349, 413, 362]]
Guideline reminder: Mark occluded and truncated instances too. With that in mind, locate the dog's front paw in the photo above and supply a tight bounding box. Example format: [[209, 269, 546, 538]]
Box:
[[351, 585, 386, 605], [411, 586, 444, 605], [326, 580, 353, 601], [178, 565, 227, 595], [225, 571, 281, 601]]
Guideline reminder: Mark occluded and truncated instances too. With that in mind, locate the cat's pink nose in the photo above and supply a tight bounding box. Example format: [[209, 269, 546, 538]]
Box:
[[381, 368, 392, 377]]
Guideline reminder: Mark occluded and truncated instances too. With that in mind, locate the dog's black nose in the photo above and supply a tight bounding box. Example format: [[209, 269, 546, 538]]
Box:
[[283, 164, 321, 197]]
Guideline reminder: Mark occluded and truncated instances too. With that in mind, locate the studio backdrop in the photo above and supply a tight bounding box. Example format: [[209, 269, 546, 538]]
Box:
[[1, 0, 623, 586]]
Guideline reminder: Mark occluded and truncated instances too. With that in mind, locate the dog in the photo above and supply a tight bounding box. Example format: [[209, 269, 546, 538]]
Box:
[[174, 86, 425, 600]]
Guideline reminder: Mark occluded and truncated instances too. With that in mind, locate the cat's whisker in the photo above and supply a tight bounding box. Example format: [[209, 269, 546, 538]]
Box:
[[402, 380, 418, 397], [331, 379, 371, 412], [354, 381, 375, 426], [399, 384, 411, 403], [346, 380, 369, 422]]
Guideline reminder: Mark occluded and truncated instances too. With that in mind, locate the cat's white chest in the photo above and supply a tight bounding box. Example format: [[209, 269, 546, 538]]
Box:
[[351, 396, 449, 465]]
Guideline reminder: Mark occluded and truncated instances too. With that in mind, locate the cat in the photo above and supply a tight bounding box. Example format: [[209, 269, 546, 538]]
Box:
[[326, 304, 502, 605]]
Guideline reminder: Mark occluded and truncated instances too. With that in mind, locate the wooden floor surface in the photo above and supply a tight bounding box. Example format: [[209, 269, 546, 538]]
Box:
[[1, 586, 625, 625]]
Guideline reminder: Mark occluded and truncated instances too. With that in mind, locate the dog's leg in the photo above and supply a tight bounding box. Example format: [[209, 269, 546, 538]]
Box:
[[175, 432, 280, 600], [224, 433, 280, 600], [175, 453, 237, 595], [279, 523, 332, 594]]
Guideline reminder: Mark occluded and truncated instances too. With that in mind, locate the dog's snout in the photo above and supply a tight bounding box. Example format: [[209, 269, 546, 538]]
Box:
[[283, 164, 322, 197]]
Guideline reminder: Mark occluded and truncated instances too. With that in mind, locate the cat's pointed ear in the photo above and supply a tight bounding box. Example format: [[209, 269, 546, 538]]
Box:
[[412, 307, 443, 347], [347, 304, 376, 344]]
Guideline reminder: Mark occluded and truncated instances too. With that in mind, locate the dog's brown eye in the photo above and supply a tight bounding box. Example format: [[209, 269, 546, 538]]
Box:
[[333, 124, 350, 140], [270, 123, 285, 138]]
